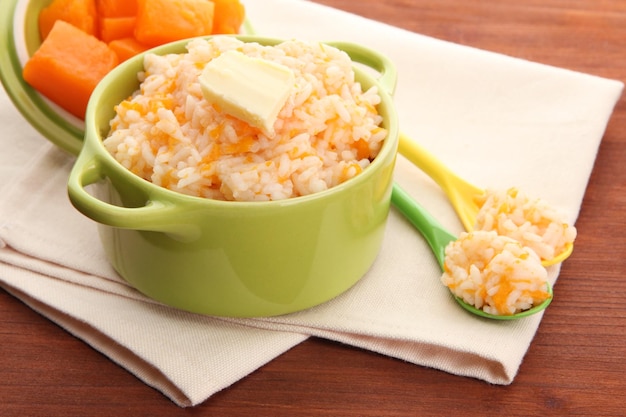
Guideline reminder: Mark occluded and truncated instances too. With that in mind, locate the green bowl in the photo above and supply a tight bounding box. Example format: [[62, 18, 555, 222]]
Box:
[[0, 0, 254, 155], [67, 36, 400, 317], [0, 0, 85, 155]]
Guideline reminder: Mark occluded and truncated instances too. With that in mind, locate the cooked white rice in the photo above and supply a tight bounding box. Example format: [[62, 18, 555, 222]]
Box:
[[474, 187, 577, 261], [441, 230, 550, 316], [103, 37, 387, 201]]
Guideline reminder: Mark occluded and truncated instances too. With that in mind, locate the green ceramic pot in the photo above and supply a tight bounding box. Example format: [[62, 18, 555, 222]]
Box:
[[1, 0, 400, 317], [67, 36, 399, 317]]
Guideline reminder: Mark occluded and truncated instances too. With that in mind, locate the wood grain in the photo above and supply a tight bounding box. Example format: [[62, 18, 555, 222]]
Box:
[[1, 1, 625, 415]]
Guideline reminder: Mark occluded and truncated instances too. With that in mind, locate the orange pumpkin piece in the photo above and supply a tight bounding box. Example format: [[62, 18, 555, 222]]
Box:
[[39, 0, 98, 40], [134, 0, 215, 47], [23, 20, 119, 119], [96, 0, 138, 17], [109, 37, 150, 62], [99, 16, 137, 42], [211, 0, 245, 34]]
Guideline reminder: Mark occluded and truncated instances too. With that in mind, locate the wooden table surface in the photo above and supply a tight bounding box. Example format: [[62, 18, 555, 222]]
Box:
[[2, 1, 625, 415]]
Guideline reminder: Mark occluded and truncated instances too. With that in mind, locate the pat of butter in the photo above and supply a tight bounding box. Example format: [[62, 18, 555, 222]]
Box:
[[199, 50, 295, 135]]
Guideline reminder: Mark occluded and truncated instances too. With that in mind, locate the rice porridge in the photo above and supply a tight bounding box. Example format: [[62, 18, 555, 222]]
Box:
[[103, 37, 387, 201]]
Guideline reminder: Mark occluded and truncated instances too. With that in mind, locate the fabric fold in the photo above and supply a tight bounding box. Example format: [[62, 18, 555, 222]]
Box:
[[0, 248, 308, 407]]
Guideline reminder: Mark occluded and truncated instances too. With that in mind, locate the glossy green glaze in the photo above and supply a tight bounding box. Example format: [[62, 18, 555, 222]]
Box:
[[67, 37, 399, 317]]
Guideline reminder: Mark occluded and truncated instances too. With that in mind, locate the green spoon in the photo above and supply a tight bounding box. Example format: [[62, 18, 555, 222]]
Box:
[[397, 133, 573, 267], [390, 183, 553, 320]]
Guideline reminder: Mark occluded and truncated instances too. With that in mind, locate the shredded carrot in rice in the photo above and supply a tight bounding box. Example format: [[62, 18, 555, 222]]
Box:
[[441, 231, 550, 316], [103, 38, 387, 201], [474, 187, 577, 262]]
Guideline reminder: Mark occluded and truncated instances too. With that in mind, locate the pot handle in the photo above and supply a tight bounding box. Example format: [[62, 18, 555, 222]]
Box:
[[67, 151, 198, 240], [325, 41, 397, 96]]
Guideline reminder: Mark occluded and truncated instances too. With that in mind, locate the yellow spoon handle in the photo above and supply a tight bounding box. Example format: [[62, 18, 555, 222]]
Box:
[[397, 133, 452, 188], [397, 133, 484, 231]]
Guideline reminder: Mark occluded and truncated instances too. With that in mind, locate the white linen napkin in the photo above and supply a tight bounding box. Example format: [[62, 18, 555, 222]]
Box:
[[0, 0, 622, 407]]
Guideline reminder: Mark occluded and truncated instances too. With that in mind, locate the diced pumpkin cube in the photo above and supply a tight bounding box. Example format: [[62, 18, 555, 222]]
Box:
[[39, 0, 98, 40], [99, 16, 137, 42], [23, 21, 119, 119], [109, 37, 150, 62], [211, 0, 245, 34], [134, 0, 215, 47], [96, 0, 138, 17]]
